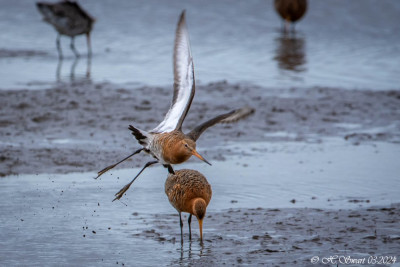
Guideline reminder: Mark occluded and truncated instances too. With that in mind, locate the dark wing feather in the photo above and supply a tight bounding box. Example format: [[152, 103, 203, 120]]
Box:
[[187, 107, 254, 141]]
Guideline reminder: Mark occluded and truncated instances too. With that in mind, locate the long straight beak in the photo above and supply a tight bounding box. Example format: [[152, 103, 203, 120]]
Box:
[[192, 149, 211, 166], [198, 219, 203, 242]]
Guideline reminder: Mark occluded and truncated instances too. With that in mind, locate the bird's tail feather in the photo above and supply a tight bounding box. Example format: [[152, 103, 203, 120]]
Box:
[[129, 125, 149, 146]]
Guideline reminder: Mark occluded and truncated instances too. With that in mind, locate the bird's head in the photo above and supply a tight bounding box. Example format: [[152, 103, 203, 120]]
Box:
[[192, 198, 207, 242], [179, 139, 211, 165]]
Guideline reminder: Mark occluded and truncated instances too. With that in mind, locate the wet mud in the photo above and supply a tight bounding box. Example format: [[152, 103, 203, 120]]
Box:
[[114, 204, 400, 266], [1, 81, 399, 176]]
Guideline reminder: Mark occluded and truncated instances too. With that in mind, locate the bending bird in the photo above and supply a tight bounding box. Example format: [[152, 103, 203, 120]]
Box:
[[165, 169, 212, 243]]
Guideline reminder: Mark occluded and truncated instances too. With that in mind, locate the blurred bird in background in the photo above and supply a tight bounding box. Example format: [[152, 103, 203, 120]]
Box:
[[274, 0, 307, 32], [36, 0, 95, 58]]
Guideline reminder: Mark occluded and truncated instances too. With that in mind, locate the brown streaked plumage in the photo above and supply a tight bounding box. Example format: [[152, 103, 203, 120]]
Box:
[[165, 169, 212, 242], [95, 11, 254, 202], [36, 0, 95, 58], [274, 0, 307, 32]]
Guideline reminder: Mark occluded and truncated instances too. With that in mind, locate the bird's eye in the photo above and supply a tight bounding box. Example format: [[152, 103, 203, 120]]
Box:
[[184, 144, 188, 148]]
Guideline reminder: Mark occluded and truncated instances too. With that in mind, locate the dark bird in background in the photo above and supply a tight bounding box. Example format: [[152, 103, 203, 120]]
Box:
[[165, 169, 212, 243], [95, 11, 254, 201], [36, 0, 95, 58], [274, 0, 307, 32]]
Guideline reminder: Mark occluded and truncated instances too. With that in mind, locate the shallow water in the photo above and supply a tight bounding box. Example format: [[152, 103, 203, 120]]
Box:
[[0, 0, 399, 90], [1, 1, 400, 264], [1, 139, 399, 265]]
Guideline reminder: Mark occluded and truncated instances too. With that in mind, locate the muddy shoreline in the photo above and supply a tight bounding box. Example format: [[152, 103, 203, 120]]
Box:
[[138, 204, 400, 266], [2, 187, 398, 266], [1, 81, 400, 176]]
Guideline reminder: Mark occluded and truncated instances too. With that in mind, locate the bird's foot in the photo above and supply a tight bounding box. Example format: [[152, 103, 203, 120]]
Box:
[[113, 182, 132, 202], [95, 163, 117, 179]]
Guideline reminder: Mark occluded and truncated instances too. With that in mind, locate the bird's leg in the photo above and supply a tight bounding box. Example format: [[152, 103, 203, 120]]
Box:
[[70, 36, 80, 58], [164, 164, 175, 175], [86, 48, 92, 78], [70, 57, 78, 81], [179, 212, 184, 244], [56, 33, 63, 59], [96, 148, 143, 179], [188, 214, 192, 240], [56, 58, 62, 82], [86, 32, 92, 58], [188, 241, 193, 258], [113, 160, 158, 201]]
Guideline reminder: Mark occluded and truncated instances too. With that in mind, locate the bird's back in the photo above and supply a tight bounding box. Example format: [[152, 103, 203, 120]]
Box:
[[36, 1, 94, 36], [165, 169, 212, 214], [274, 0, 307, 23]]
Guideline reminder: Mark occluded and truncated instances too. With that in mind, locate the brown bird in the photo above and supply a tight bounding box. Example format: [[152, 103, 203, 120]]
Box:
[[274, 0, 307, 32], [95, 11, 254, 201], [36, 0, 95, 58], [165, 169, 212, 242]]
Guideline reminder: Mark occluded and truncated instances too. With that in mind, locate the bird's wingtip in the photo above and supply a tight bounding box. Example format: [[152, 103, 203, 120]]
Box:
[[179, 10, 186, 23], [220, 107, 255, 123]]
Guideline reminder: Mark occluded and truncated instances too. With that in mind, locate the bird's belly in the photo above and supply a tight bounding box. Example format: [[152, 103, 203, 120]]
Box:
[[148, 140, 165, 163]]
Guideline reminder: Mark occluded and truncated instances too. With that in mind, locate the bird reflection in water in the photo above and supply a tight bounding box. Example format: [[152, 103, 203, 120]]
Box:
[[274, 34, 306, 73], [56, 55, 91, 82], [178, 238, 205, 264]]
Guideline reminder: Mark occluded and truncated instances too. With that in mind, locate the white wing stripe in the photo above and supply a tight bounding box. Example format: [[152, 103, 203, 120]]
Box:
[[152, 11, 195, 133]]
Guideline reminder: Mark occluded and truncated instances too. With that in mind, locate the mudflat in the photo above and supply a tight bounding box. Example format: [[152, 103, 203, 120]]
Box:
[[1, 81, 399, 176]]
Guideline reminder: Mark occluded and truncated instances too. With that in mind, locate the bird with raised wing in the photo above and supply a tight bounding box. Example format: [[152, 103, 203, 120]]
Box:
[[96, 11, 254, 201], [165, 169, 212, 243], [36, 0, 95, 58]]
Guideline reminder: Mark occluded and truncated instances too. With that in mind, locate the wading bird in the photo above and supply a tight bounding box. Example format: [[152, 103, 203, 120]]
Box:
[[36, 0, 95, 58], [165, 169, 212, 243], [274, 0, 307, 32], [95, 11, 253, 201]]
